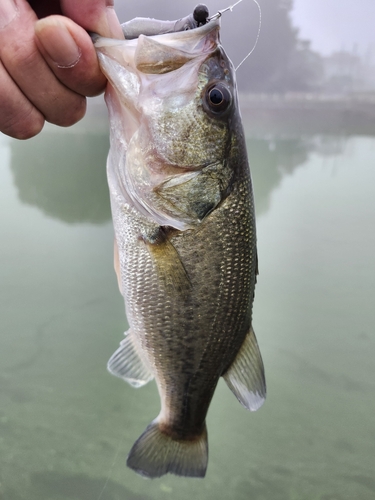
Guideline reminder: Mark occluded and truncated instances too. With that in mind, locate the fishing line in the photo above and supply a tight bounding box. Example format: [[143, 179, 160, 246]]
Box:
[[235, 0, 262, 71], [208, 0, 262, 71], [208, 0, 245, 19], [97, 430, 126, 500]]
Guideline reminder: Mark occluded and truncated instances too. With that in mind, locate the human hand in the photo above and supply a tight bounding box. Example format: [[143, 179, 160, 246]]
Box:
[[0, 0, 123, 139]]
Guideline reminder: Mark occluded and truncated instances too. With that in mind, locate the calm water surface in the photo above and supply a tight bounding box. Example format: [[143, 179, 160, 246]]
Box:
[[0, 112, 374, 499]]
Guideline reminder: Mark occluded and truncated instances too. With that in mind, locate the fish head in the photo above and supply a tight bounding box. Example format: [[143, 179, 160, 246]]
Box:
[[94, 18, 241, 230]]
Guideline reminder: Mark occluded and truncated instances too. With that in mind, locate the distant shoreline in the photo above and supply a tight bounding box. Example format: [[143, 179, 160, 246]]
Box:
[[79, 93, 375, 137], [239, 92, 375, 136]]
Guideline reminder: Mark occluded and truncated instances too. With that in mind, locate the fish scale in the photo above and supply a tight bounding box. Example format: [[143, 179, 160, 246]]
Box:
[[94, 11, 266, 478]]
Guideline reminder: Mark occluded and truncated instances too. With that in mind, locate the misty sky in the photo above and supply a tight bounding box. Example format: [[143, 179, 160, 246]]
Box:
[[114, 1, 375, 58], [292, 0, 375, 55]]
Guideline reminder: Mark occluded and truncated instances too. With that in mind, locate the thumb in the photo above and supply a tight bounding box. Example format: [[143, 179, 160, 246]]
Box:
[[35, 16, 107, 97], [60, 0, 123, 38]]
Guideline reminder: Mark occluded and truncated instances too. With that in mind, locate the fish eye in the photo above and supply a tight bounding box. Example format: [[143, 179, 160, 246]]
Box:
[[204, 83, 231, 114], [209, 88, 224, 105]]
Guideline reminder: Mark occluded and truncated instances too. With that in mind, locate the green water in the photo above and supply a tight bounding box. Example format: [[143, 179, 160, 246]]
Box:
[[0, 114, 374, 499]]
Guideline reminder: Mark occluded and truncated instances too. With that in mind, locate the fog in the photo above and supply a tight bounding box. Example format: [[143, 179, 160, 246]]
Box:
[[112, 0, 375, 94], [114, 0, 375, 55], [292, 0, 375, 56]]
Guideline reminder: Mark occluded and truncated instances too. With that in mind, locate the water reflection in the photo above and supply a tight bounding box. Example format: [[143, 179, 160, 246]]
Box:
[[249, 135, 347, 215], [248, 137, 312, 215], [10, 130, 111, 224], [1, 126, 375, 500]]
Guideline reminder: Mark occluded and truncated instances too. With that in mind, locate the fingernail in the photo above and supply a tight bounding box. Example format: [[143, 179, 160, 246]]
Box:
[[35, 18, 81, 68], [105, 7, 124, 38], [0, 0, 18, 29], [93, 6, 123, 39]]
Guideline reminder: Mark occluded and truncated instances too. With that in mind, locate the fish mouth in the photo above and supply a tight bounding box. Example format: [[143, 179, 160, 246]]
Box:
[[118, 3, 219, 39], [92, 17, 220, 54], [119, 4, 212, 40], [89, 8, 219, 45], [94, 12, 231, 231]]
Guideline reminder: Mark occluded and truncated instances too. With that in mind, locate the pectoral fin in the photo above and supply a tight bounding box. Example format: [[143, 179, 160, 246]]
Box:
[[107, 330, 154, 388], [143, 228, 192, 295], [223, 327, 266, 411]]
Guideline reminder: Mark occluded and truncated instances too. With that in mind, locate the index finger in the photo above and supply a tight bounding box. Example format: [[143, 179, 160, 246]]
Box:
[[61, 0, 123, 38], [0, 0, 85, 138]]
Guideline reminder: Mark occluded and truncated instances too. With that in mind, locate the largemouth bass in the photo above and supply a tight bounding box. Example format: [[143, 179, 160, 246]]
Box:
[[93, 7, 266, 479]]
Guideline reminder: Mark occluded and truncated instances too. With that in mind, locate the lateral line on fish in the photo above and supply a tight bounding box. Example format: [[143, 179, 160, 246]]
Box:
[[208, 0, 262, 71]]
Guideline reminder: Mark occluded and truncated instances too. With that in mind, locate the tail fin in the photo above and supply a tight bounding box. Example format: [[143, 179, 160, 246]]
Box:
[[127, 420, 208, 478]]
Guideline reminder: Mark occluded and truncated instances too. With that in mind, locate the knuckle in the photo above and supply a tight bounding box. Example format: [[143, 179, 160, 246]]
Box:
[[3, 41, 39, 72], [2, 110, 44, 139], [79, 78, 106, 98], [18, 120, 44, 139], [48, 95, 86, 127]]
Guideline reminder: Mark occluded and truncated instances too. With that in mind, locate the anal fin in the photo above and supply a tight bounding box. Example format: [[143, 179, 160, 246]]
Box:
[[223, 327, 266, 411], [107, 330, 154, 388]]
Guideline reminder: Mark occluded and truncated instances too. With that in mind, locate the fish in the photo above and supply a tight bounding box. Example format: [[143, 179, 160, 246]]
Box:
[[93, 6, 266, 479]]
